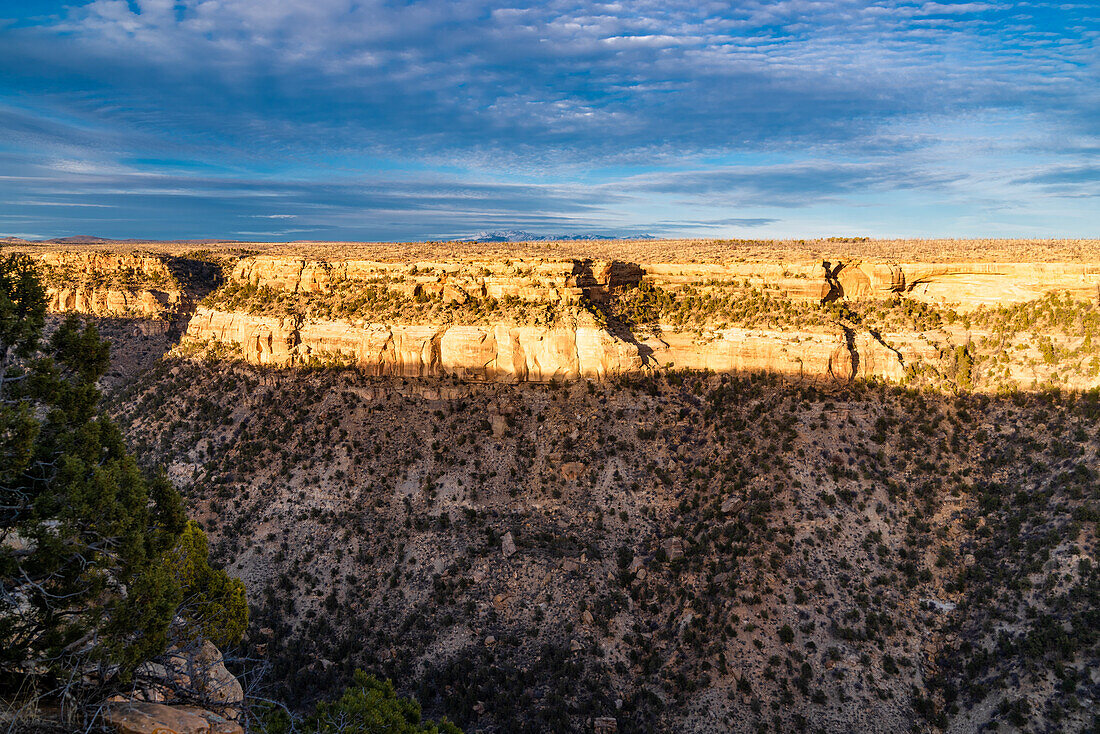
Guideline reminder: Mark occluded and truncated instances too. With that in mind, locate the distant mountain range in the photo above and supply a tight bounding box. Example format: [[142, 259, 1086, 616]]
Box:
[[462, 230, 657, 243]]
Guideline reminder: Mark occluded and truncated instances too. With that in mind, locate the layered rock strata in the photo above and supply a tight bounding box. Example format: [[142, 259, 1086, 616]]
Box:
[[185, 307, 644, 382], [184, 306, 934, 383], [46, 287, 180, 318], [34, 251, 1100, 387], [644, 260, 1100, 310], [33, 252, 182, 319], [230, 256, 643, 304], [642, 328, 923, 383]]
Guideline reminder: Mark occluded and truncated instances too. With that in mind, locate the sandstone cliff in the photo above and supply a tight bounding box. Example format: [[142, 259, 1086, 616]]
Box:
[[33, 252, 183, 319], [230, 255, 642, 304], [230, 256, 1100, 309], [34, 250, 1100, 389], [47, 287, 181, 318], [642, 327, 919, 383], [185, 307, 643, 381], [643, 260, 1100, 309]]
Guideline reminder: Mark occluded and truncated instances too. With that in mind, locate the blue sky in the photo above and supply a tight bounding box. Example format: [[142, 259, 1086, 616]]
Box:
[[0, 0, 1097, 241]]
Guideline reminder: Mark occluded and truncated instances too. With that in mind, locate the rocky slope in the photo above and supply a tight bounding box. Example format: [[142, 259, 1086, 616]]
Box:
[[15, 242, 1099, 732], [105, 361, 1100, 734]]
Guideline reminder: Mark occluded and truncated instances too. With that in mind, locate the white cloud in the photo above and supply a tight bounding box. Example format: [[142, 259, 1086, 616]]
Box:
[[0, 0, 1097, 238], [915, 2, 997, 15]]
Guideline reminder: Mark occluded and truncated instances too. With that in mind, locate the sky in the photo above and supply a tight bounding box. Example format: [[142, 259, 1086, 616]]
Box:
[[0, 0, 1097, 241]]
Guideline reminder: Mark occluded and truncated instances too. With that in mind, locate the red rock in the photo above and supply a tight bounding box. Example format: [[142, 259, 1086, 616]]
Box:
[[103, 702, 210, 734]]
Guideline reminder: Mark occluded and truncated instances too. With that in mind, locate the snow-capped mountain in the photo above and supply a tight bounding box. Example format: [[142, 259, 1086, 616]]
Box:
[[463, 230, 656, 243]]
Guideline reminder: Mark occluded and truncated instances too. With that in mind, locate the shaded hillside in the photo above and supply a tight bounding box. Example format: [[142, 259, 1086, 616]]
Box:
[[106, 358, 1099, 733]]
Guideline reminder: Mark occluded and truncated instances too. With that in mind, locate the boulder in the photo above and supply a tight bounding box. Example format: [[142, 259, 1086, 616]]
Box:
[[721, 497, 746, 515], [442, 284, 469, 305], [661, 538, 685, 561], [501, 531, 516, 558], [103, 702, 215, 734], [174, 707, 244, 734], [560, 462, 586, 481], [160, 640, 244, 715], [593, 716, 619, 733]]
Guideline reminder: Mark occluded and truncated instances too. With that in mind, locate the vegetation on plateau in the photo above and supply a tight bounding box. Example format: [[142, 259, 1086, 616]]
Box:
[[35, 261, 178, 292], [205, 278, 569, 328]]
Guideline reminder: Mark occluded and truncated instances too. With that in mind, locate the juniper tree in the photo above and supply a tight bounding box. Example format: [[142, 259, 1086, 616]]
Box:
[[0, 253, 247, 699]]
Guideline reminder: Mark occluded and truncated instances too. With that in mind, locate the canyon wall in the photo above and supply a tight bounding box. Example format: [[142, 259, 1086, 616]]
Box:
[[184, 306, 936, 383], [31, 251, 1100, 388], [641, 328, 921, 383], [46, 288, 180, 318], [229, 256, 643, 304], [227, 255, 1100, 309], [643, 260, 1100, 309], [34, 252, 183, 319], [185, 307, 643, 381]]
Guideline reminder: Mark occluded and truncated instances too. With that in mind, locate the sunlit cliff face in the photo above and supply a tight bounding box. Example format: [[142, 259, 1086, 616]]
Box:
[[31, 246, 1100, 391]]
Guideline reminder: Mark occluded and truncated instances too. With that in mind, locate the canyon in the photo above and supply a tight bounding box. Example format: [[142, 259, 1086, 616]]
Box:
[[23, 246, 1100, 391], [7, 239, 1100, 733]]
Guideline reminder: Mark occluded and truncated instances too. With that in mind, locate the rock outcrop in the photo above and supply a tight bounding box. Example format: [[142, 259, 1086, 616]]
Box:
[[641, 327, 920, 383], [185, 307, 644, 381], [32, 252, 183, 319], [103, 701, 242, 734], [34, 249, 1100, 388], [230, 255, 644, 304], [46, 287, 180, 318], [104, 639, 245, 734], [829, 260, 1100, 308], [161, 640, 244, 715]]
